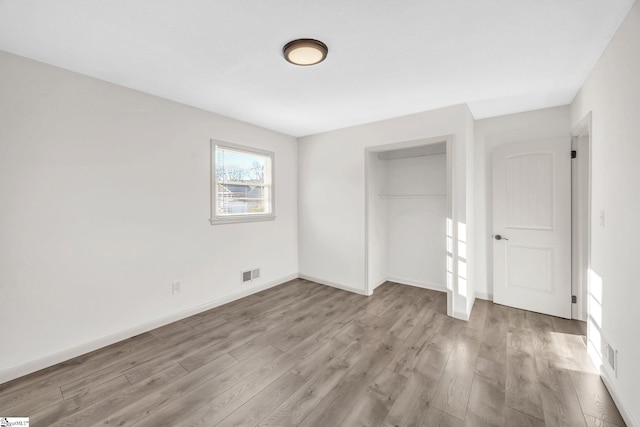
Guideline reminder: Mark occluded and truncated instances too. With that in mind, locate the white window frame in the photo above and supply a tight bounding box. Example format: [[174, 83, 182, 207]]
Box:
[[210, 139, 275, 225]]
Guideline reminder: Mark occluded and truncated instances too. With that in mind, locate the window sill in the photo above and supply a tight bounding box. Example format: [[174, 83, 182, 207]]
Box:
[[209, 215, 276, 225]]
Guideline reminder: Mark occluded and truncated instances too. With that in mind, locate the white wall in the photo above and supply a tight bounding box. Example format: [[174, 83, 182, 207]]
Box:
[[464, 110, 476, 314], [0, 51, 298, 383], [298, 104, 475, 319], [570, 2, 640, 425], [385, 154, 447, 289], [474, 106, 571, 299], [366, 152, 388, 290]]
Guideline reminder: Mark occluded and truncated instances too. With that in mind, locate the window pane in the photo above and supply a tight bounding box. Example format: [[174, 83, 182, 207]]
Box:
[[215, 145, 272, 217]]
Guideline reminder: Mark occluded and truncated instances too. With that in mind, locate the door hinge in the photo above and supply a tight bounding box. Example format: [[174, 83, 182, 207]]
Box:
[[572, 295, 577, 303], [571, 150, 577, 159]]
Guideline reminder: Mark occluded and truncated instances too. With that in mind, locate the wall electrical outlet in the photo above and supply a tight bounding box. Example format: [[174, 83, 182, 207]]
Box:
[[172, 282, 181, 294]]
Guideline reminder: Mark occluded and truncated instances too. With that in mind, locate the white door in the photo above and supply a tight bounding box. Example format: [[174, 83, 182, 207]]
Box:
[[492, 138, 571, 318]]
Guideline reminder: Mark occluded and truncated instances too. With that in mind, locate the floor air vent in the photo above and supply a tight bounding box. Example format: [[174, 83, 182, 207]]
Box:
[[242, 268, 260, 284], [605, 343, 617, 375], [601, 335, 618, 377]]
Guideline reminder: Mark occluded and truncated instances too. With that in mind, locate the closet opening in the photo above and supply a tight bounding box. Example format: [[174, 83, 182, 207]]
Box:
[[365, 136, 453, 316]]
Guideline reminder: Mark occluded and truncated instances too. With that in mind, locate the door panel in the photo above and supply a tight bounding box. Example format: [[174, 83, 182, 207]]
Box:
[[506, 153, 554, 229], [507, 245, 553, 292], [493, 138, 571, 318]]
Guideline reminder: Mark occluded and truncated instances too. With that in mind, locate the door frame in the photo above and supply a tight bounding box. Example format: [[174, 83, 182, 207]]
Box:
[[571, 113, 592, 321]]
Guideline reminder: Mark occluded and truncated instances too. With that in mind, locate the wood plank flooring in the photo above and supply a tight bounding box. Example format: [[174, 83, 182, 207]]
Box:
[[0, 279, 626, 426]]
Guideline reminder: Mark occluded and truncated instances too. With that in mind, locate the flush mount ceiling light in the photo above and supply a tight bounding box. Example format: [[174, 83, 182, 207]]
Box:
[[283, 39, 328, 66]]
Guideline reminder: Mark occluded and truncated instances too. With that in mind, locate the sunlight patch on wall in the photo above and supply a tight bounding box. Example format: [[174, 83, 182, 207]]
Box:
[[587, 268, 604, 368], [446, 217, 454, 291], [457, 221, 467, 298]]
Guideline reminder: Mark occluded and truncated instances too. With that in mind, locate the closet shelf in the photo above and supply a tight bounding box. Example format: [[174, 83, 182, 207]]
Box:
[[378, 193, 447, 199]]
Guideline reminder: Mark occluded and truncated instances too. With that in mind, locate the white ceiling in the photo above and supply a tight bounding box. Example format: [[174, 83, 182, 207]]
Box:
[[0, 0, 634, 137]]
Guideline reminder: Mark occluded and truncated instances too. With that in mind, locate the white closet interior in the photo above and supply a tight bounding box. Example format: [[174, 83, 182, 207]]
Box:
[[366, 142, 447, 292]]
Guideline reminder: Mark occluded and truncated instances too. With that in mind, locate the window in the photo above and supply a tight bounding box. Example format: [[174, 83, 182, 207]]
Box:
[[210, 140, 274, 224]]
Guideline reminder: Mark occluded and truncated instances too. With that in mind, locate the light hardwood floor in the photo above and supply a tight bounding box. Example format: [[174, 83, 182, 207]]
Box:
[[0, 279, 625, 426]]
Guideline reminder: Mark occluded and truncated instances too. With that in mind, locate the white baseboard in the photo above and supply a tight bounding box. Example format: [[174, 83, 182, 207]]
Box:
[[298, 274, 369, 296], [386, 277, 446, 293], [475, 291, 493, 301], [0, 273, 297, 385], [453, 309, 471, 321], [372, 278, 387, 291], [601, 368, 639, 427]]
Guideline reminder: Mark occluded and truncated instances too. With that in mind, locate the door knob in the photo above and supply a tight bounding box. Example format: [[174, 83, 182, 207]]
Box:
[[494, 234, 509, 241]]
